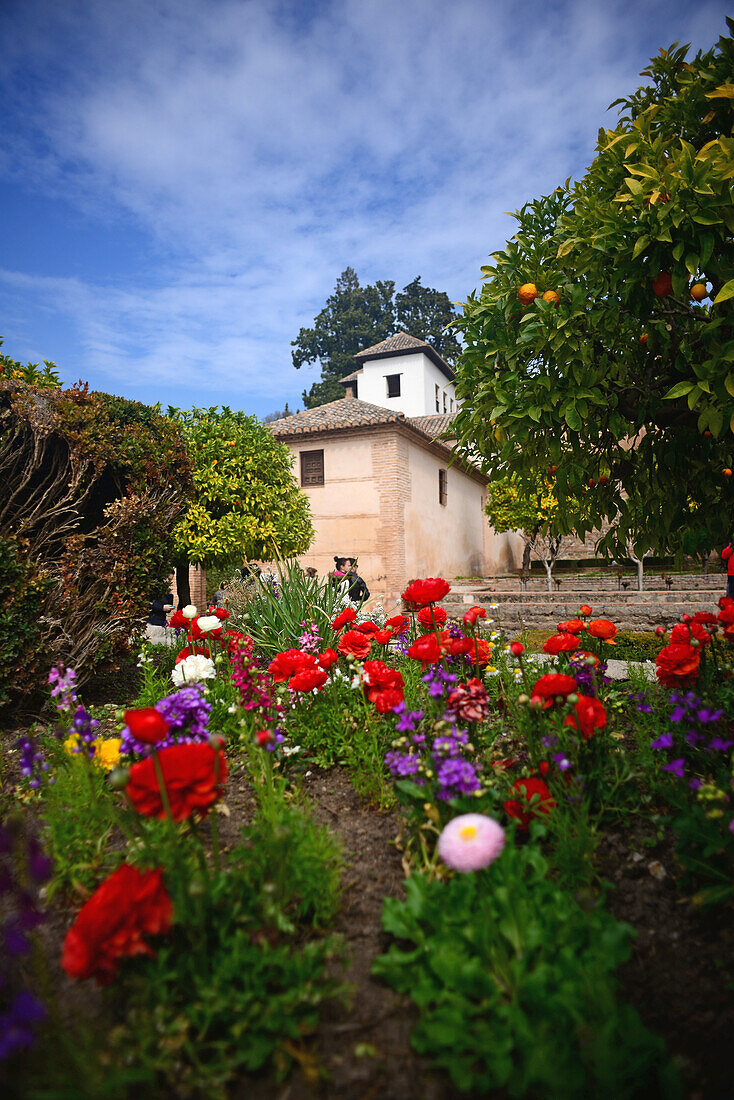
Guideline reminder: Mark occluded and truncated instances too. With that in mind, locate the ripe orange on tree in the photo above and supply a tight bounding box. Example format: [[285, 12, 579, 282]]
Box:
[[518, 283, 538, 305], [724, 468, 733, 478], [639, 333, 648, 344], [690, 282, 707, 302], [541, 290, 560, 306], [652, 271, 673, 298]]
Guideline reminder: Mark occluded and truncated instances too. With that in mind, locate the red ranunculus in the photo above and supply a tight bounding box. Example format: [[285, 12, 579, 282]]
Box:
[[363, 659, 404, 711], [557, 619, 585, 634], [417, 606, 447, 630], [224, 629, 252, 652], [574, 650, 599, 667], [61, 864, 172, 985], [543, 633, 580, 655], [338, 630, 372, 660], [213, 607, 229, 621], [356, 621, 380, 635], [401, 577, 451, 608], [123, 707, 170, 745], [332, 607, 357, 632], [126, 744, 228, 822], [670, 621, 710, 647], [175, 645, 210, 665], [318, 649, 339, 670], [446, 677, 490, 723], [289, 667, 328, 693], [407, 633, 442, 665], [385, 614, 409, 633], [190, 617, 222, 641], [268, 649, 318, 682], [691, 612, 718, 627], [504, 776, 555, 831], [530, 674, 578, 708], [465, 637, 494, 666], [587, 619, 617, 643], [440, 632, 473, 657], [655, 643, 701, 688], [717, 603, 734, 626], [718, 595, 734, 611], [374, 629, 393, 644], [578, 604, 592, 617], [169, 609, 187, 629], [564, 694, 607, 740], [462, 605, 486, 626]]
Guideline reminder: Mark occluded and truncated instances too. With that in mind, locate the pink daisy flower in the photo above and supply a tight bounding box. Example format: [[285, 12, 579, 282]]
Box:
[[437, 813, 505, 873]]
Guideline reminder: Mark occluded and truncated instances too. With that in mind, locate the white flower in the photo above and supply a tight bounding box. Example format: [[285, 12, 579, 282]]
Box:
[[227, 704, 237, 714], [282, 744, 301, 756], [182, 604, 198, 619], [171, 654, 216, 686], [350, 675, 362, 689], [197, 615, 220, 633]]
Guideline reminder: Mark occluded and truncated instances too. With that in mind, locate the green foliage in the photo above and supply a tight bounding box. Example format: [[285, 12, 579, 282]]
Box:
[[612, 631, 664, 662], [374, 843, 678, 1098], [0, 336, 60, 388], [453, 23, 734, 559], [0, 536, 53, 708], [233, 558, 346, 654], [293, 267, 461, 407], [0, 374, 192, 706], [171, 407, 313, 567]]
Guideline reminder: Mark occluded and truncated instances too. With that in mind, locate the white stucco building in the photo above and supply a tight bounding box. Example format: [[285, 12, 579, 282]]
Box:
[[340, 331, 458, 416]]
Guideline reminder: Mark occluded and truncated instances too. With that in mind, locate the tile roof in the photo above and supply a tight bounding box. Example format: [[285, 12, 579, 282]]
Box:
[[407, 413, 457, 439], [268, 398, 407, 436], [339, 368, 363, 384], [354, 330, 455, 382]]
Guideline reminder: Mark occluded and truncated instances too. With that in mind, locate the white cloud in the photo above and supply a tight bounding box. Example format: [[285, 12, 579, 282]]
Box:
[[0, 0, 729, 410]]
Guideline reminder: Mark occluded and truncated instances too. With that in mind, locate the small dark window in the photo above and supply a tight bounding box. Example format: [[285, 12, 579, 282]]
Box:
[[435, 384, 440, 412], [386, 374, 401, 398], [442, 392, 447, 413], [300, 449, 324, 486], [439, 468, 448, 506]]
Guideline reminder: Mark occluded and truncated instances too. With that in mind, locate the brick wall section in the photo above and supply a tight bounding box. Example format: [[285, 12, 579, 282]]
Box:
[[372, 431, 411, 601], [171, 563, 207, 610]]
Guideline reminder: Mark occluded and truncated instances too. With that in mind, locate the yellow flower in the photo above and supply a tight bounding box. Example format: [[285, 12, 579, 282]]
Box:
[[63, 735, 122, 770]]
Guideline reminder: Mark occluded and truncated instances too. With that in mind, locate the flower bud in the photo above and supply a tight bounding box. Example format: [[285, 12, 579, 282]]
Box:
[[655, 626, 666, 637], [208, 733, 226, 750], [108, 766, 130, 790], [188, 877, 206, 897], [567, 693, 579, 705], [682, 613, 692, 624], [517, 693, 529, 705], [690, 638, 699, 648], [510, 642, 525, 657]]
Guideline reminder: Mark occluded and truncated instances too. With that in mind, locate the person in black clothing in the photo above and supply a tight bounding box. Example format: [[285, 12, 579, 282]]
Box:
[[146, 591, 174, 643], [345, 558, 370, 604]]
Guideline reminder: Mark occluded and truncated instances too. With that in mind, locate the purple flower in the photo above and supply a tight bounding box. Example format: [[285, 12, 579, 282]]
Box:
[[707, 738, 734, 752], [69, 705, 99, 759], [663, 758, 686, 778], [553, 752, 571, 772], [435, 757, 481, 800], [17, 737, 48, 790], [47, 665, 78, 713], [384, 751, 422, 779], [121, 686, 212, 756], [689, 778, 703, 791], [0, 991, 46, 1061], [392, 703, 423, 733], [650, 732, 673, 750], [696, 708, 724, 724], [669, 705, 687, 723], [636, 704, 652, 714]]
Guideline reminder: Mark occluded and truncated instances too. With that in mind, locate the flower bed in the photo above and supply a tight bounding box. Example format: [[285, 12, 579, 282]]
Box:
[[2, 569, 733, 1097]]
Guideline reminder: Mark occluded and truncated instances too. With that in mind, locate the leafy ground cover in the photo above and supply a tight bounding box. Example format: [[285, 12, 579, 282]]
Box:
[[2, 566, 733, 1098]]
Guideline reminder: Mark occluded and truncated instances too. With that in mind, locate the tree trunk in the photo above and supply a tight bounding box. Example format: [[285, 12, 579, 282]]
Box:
[[544, 559, 554, 593], [522, 539, 533, 582], [175, 552, 191, 608]]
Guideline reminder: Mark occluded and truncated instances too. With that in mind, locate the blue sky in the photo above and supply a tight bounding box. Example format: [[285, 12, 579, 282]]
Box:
[[0, 0, 729, 418]]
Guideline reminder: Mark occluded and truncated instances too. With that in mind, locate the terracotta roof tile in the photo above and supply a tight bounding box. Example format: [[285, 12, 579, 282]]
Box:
[[268, 398, 406, 436], [407, 413, 457, 438], [353, 330, 455, 382]]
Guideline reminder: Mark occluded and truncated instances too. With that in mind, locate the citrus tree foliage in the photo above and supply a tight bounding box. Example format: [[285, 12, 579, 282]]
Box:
[[0, 377, 191, 707], [0, 336, 60, 388], [172, 407, 313, 567], [487, 473, 586, 584], [452, 24, 734, 559]]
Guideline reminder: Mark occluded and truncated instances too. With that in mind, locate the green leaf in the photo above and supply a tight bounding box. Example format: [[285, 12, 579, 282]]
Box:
[[564, 404, 582, 431], [725, 373, 734, 399], [631, 235, 649, 259], [663, 381, 696, 400], [713, 279, 734, 305]]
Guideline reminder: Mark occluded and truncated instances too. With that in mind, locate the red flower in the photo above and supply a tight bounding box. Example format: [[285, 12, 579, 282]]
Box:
[[169, 609, 187, 629], [256, 729, 272, 747], [574, 650, 599, 667], [374, 629, 393, 644], [417, 606, 448, 630], [543, 633, 580, 655], [510, 641, 524, 657], [385, 614, 409, 633], [61, 865, 172, 985], [578, 604, 592, 617], [190, 617, 222, 641], [670, 621, 710, 647], [332, 607, 357, 632], [289, 667, 328, 693], [530, 674, 578, 708], [268, 649, 318, 682], [123, 707, 170, 745], [363, 659, 404, 711], [175, 645, 210, 665], [717, 603, 734, 626], [224, 629, 252, 652], [356, 621, 380, 636], [462, 605, 487, 626], [318, 649, 339, 670], [337, 630, 372, 660], [655, 643, 701, 688], [407, 633, 442, 665], [719, 595, 734, 611], [557, 619, 585, 634], [504, 776, 555, 830], [213, 607, 229, 621], [465, 637, 494, 666], [401, 577, 450, 608], [126, 744, 228, 822], [564, 695, 607, 740], [691, 612, 718, 627], [446, 677, 490, 723], [587, 619, 617, 643], [440, 632, 473, 657]]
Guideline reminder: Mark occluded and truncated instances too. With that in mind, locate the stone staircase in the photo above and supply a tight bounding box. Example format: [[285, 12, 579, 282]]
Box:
[[447, 574, 726, 632]]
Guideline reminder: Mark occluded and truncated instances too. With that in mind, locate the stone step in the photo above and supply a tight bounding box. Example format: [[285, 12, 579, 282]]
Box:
[[446, 590, 722, 606]]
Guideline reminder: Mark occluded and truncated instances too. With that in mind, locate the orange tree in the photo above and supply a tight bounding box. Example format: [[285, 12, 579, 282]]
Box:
[[171, 407, 313, 578], [452, 22, 734, 559]]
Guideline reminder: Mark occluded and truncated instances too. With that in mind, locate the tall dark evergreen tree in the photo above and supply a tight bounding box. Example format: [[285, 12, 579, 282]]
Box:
[[292, 268, 460, 408]]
